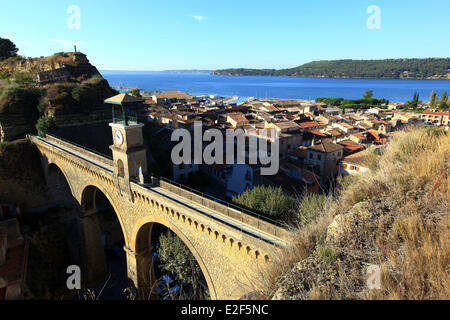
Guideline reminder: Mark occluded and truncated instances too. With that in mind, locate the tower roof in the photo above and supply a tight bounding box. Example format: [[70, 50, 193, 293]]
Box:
[[104, 93, 143, 105]]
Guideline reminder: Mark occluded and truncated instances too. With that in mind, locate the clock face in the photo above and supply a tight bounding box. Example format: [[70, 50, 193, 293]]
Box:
[[115, 130, 123, 145]]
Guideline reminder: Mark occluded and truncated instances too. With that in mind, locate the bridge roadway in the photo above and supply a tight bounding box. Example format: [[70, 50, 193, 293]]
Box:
[[35, 135, 289, 247]]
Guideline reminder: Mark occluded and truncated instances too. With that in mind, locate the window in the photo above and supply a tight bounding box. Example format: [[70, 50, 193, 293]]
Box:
[[356, 167, 360, 172], [317, 154, 322, 161], [343, 164, 348, 169], [117, 159, 125, 178], [309, 153, 313, 159]]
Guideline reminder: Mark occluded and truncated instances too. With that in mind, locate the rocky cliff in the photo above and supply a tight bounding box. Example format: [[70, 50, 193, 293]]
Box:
[[0, 52, 95, 78], [0, 52, 117, 141], [0, 139, 48, 207]]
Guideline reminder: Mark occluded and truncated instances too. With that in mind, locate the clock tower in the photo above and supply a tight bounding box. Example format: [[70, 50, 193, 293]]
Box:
[[105, 93, 148, 199]]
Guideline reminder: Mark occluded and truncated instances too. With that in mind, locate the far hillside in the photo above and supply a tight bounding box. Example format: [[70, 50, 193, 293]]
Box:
[[212, 58, 450, 79]]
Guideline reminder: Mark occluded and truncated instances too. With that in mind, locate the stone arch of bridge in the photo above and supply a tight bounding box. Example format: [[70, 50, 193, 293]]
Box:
[[131, 215, 217, 300], [46, 161, 76, 197], [80, 183, 130, 248]]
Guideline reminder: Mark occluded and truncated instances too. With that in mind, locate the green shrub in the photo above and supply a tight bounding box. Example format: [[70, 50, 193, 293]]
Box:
[[37, 100, 47, 114], [0, 69, 11, 80], [13, 72, 33, 86], [297, 193, 332, 227], [315, 245, 337, 267], [71, 85, 88, 102], [36, 116, 56, 137], [233, 185, 295, 220]]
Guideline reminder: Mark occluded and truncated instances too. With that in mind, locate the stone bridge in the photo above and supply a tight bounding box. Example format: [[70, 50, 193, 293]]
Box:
[[28, 130, 292, 300]]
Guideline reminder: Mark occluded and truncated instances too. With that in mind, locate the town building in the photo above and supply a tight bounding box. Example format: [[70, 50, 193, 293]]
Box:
[[421, 110, 450, 126], [305, 142, 344, 184], [339, 150, 370, 176]]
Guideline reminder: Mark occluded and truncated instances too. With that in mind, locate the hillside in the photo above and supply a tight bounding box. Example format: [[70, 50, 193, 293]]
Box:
[[0, 52, 117, 141], [0, 52, 98, 77], [212, 58, 450, 79], [0, 139, 48, 207], [266, 127, 449, 300]]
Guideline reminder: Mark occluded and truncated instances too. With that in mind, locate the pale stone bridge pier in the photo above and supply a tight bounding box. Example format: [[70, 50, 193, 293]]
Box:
[[27, 120, 292, 300]]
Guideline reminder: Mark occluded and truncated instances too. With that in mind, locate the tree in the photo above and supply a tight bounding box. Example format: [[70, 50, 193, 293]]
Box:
[[130, 88, 142, 98], [232, 185, 295, 220], [406, 92, 420, 109], [157, 231, 207, 299], [0, 38, 18, 60], [438, 92, 448, 110], [430, 90, 437, 108], [13, 72, 33, 86], [363, 90, 373, 99], [72, 85, 88, 102], [36, 116, 56, 137]]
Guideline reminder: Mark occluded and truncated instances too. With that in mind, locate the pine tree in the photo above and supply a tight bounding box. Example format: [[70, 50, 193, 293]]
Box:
[[430, 90, 437, 108], [439, 92, 448, 110]]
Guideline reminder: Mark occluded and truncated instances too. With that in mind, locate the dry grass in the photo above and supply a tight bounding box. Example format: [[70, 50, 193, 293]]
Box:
[[340, 127, 449, 208], [368, 195, 449, 299], [267, 127, 449, 300], [262, 194, 336, 299]]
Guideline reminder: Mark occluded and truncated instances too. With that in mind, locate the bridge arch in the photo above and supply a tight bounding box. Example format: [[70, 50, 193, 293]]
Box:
[[80, 183, 129, 248], [131, 216, 217, 300], [46, 162, 76, 197]]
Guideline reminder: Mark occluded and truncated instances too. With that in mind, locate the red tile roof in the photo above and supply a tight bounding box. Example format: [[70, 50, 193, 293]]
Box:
[[422, 110, 450, 116], [338, 139, 365, 152], [308, 129, 327, 137], [298, 121, 321, 128], [309, 142, 344, 153], [342, 150, 369, 166]]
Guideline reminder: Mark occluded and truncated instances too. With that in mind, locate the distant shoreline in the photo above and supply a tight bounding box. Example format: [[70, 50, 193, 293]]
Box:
[[209, 73, 450, 81], [100, 70, 450, 81], [212, 58, 450, 80]]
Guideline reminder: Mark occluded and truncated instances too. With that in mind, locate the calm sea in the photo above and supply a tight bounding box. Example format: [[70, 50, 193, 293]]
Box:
[[100, 71, 450, 103]]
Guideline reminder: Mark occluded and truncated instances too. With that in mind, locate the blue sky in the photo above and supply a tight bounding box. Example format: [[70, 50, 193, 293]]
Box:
[[1, 0, 449, 70]]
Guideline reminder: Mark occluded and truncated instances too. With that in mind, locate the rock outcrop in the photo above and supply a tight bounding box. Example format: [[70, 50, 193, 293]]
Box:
[[0, 52, 117, 141]]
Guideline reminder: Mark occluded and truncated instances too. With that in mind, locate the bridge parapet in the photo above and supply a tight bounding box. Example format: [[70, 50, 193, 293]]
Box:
[[45, 134, 114, 168], [148, 177, 293, 242]]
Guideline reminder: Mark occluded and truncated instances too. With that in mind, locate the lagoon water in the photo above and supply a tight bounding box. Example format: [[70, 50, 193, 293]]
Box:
[[101, 71, 450, 103]]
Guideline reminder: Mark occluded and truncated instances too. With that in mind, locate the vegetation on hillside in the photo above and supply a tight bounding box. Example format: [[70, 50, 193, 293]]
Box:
[[265, 127, 449, 300], [36, 116, 56, 137], [213, 58, 450, 79], [0, 39, 117, 141], [316, 94, 387, 111]]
